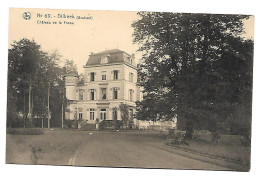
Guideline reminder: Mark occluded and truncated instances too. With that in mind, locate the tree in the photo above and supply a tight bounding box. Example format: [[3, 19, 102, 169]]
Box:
[[6, 82, 19, 127], [64, 59, 78, 75], [119, 103, 129, 128], [8, 39, 44, 127], [132, 12, 253, 138], [7, 39, 76, 128]]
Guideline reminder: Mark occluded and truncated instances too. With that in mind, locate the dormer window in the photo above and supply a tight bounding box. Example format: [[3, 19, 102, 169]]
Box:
[[101, 55, 109, 64], [128, 55, 134, 65]]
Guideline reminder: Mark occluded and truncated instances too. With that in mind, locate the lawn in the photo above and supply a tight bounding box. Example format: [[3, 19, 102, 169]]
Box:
[[6, 129, 90, 165], [6, 129, 166, 166], [6, 128, 250, 168], [168, 131, 251, 165]]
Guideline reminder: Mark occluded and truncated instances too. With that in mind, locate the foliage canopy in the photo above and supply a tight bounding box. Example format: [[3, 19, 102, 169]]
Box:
[[132, 12, 253, 137]]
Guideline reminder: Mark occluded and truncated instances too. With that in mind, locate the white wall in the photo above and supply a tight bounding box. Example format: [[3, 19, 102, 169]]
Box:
[[66, 63, 141, 121]]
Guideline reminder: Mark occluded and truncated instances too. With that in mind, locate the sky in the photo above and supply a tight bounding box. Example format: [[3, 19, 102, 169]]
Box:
[[9, 8, 254, 74], [9, 8, 140, 74]]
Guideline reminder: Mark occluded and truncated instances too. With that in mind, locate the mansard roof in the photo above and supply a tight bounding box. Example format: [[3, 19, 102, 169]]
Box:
[[85, 49, 136, 67]]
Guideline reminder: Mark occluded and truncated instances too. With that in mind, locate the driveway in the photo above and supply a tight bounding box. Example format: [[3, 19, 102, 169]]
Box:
[[68, 131, 230, 170]]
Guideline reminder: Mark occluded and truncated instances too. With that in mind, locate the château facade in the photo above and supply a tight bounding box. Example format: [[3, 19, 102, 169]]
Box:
[[65, 49, 141, 124]]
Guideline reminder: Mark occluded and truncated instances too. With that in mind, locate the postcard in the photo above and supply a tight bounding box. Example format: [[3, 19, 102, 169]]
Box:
[[6, 8, 254, 171]]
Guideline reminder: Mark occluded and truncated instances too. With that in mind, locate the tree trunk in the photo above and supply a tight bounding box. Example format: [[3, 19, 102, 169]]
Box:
[[42, 97, 45, 128], [32, 91, 34, 116], [23, 92, 26, 128], [47, 82, 50, 128], [31, 90, 34, 126], [61, 89, 64, 128], [28, 82, 32, 126], [185, 119, 194, 139]]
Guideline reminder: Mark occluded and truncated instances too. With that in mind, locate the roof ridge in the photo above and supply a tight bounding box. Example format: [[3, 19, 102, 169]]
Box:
[[92, 49, 123, 55], [86, 49, 135, 66]]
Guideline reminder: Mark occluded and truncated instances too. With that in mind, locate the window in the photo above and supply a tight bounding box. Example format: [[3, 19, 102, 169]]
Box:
[[129, 89, 133, 101], [101, 56, 109, 64], [79, 89, 84, 100], [90, 108, 95, 120], [79, 113, 83, 120], [90, 89, 95, 100], [100, 108, 106, 120], [113, 88, 118, 99], [129, 72, 134, 82], [101, 88, 107, 100], [90, 72, 95, 81], [102, 71, 106, 80], [78, 108, 83, 120], [113, 70, 118, 80], [102, 75, 106, 80]]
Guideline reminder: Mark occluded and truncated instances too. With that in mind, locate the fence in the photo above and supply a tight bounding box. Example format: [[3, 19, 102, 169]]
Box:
[[133, 119, 177, 131]]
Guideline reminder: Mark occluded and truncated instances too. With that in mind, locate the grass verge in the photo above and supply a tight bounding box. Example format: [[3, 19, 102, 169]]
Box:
[[7, 128, 45, 135], [167, 131, 250, 165]]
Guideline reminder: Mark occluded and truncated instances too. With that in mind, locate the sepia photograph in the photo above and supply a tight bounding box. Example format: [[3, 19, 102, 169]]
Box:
[[6, 7, 254, 172]]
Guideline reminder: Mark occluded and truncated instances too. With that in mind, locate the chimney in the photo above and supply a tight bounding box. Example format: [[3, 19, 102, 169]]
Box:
[[131, 53, 135, 60], [131, 53, 135, 65]]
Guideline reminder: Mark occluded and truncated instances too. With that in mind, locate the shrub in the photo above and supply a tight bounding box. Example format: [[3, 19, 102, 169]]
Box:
[[63, 119, 73, 128], [6, 117, 24, 128], [7, 128, 44, 135], [211, 132, 221, 144], [114, 120, 122, 130], [240, 136, 251, 147], [167, 129, 188, 145]]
